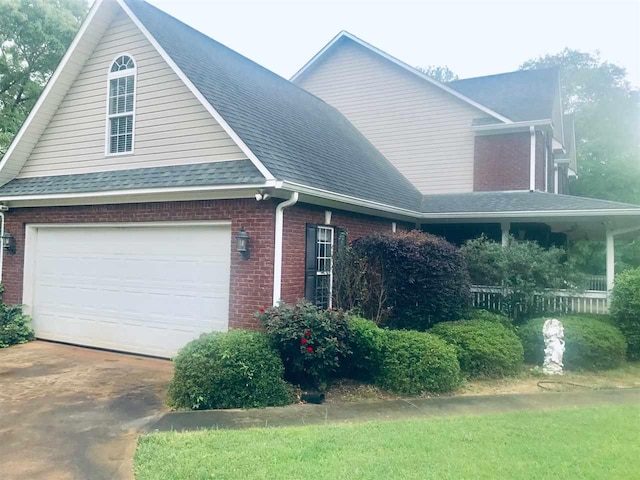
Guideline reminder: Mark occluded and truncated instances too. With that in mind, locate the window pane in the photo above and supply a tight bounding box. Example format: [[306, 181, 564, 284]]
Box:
[[110, 135, 118, 153], [126, 116, 133, 133], [125, 94, 134, 112]]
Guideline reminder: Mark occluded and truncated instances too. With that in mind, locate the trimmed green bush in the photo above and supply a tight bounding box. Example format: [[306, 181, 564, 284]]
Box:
[[610, 268, 640, 359], [430, 320, 523, 378], [256, 301, 352, 388], [0, 303, 34, 348], [346, 316, 385, 381], [168, 330, 294, 410], [518, 316, 627, 370], [464, 309, 513, 329], [377, 330, 461, 395]]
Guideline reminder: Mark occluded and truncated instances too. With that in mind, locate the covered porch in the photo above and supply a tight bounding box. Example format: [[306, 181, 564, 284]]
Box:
[[419, 191, 640, 313]]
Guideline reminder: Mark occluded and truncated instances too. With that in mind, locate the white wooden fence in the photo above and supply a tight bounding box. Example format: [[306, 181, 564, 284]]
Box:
[[471, 285, 609, 315]]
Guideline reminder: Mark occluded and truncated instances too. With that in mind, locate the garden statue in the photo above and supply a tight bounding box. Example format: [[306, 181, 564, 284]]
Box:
[[543, 319, 565, 375]]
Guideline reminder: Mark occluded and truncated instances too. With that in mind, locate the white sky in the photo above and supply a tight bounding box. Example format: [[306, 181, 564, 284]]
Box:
[[145, 0, 640, 87]]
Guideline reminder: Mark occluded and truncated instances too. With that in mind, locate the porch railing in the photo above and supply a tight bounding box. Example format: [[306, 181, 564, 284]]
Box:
[[470, 285, 609, 315], [585, 275, 607, 292]]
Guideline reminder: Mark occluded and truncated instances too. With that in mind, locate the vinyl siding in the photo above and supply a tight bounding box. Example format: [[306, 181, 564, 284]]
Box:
[[296, 40, 488, 194], [18, 11, 247, 178]]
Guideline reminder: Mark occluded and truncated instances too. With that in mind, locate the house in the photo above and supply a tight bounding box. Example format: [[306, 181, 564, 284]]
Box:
[[0, 0, 638, 358]]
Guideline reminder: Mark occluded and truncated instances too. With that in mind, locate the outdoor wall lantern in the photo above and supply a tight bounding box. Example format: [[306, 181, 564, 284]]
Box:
[[236, 227, 250, 260], [1, 232, 16, 254]]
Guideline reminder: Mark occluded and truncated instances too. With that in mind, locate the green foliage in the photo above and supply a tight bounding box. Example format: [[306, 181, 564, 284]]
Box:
[[518, 316, 627, 370], [0, 0, 88, 156], [351, 231, 471, 331], [0, 301, 34, 348], [610, 268, 640, 359], [521, 49, 640, 206], [461, 235, 585, 321], [256, 301, 352, 389], [168, 330, 294, 410], [415, 65, 459, 82], [430, 320, 523, 378], [464, 309, 513, 329], [376, 330, 461, 394], [345, 316, 385, 381]]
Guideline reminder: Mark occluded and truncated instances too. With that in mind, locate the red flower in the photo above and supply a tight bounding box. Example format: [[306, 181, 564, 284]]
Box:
[[306, 347, 314, 353], [305, 330, 312, 337], [258, 307, 265, 314], [301, 338, 308, 345]]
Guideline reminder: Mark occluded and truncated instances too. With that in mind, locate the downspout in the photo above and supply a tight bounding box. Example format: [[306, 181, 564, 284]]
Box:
[[272, 192, 299, 306], [529, 126, 536, 191]]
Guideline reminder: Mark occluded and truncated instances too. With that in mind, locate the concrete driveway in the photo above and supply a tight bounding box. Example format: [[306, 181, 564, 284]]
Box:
[[0, 341, 173, 480]]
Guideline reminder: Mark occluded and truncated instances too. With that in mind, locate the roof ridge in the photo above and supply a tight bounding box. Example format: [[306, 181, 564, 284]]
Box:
[[450, 66, 560, 84]]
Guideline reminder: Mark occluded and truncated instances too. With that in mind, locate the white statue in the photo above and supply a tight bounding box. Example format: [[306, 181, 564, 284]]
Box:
[[543, 318, 565, 375]]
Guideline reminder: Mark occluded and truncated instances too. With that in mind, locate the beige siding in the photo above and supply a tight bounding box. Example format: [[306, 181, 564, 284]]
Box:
[[18, 11, 246, 178], [296, 40, 487, 194]]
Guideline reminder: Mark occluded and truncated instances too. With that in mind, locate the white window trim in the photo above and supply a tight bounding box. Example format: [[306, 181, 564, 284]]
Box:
[[316, 225, 334, 309], [105, 53, 137, 157]]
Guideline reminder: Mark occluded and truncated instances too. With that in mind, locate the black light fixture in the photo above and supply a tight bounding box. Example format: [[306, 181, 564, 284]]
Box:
[[236, 227, 250, 260], [1, 232, 15, 254]]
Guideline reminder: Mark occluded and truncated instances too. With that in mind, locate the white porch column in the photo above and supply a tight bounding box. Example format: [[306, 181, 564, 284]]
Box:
[[606, 229, 615, 293], [529, 126, 536, 191], [501, 222, 511, 247]]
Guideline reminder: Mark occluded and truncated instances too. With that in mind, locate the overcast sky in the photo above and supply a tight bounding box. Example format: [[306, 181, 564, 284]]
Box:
[[146, 0, 640, 87]]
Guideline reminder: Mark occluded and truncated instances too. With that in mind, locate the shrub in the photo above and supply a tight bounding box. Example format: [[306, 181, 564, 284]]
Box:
[[346, 316, 385, 381], [518, 316, 627, 370], [610, 267, 640, 359], [351, 231, 471, 330], [464, 309, 513, 329], [257, 301, 353, 388], [0, 302, 34, 348], [461, 236, 585, 322], [168, 330, 294, 410], [430, 320, 523, 378], [376, 330, 461, 395]]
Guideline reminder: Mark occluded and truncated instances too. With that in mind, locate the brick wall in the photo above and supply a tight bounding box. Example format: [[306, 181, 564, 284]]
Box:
[[1, 199, 276, 329], [473, 132, 530, 191], [280, 202, 410, 304]]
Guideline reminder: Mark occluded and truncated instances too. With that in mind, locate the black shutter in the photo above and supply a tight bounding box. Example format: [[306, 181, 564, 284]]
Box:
[[304, 224, 318, 303]]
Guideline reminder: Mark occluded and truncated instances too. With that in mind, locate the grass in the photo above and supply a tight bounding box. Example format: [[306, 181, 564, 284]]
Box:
[[135, 405, 640, 479]]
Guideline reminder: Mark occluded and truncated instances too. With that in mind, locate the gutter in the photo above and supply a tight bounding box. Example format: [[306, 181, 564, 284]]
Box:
[[272, 192, 299, 306]]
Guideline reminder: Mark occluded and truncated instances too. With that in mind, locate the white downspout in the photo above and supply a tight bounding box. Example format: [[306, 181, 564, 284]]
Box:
[[272, 192, 299, 306], [606, 228, 615, 294], [529, 126, 536, 191]]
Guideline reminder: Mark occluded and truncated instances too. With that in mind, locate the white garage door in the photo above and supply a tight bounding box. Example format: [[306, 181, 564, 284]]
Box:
[[24, 223, 231, 357]]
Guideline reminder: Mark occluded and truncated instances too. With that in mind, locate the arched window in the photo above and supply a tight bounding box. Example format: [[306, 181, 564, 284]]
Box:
[[107, 55, 136, 154]]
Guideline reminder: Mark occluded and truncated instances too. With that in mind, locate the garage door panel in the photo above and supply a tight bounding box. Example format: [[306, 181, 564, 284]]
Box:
[[27, 224, 231, 357]]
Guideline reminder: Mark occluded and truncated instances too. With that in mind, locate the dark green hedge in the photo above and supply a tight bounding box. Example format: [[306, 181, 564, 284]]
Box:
[[168, 330, 294, 410], [346, 316, 386, 381], [351, 231, 471, 330], [0, 303, 34, 348], [610, 268, 640, 359], [431, 320, 523, 378], [518, 317, 627, 370]]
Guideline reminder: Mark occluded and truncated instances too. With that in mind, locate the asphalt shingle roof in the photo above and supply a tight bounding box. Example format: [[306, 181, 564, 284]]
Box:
[[0, 160, 263, 197], [449, 68, 559, 122], [123, 0, 422, 212], [421, 191, 640, 215]]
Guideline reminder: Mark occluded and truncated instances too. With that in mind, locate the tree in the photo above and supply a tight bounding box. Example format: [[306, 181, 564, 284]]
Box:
[[520, 49, 640, 205], [416, 65, 458, 83], [0, 0, 87, 157]]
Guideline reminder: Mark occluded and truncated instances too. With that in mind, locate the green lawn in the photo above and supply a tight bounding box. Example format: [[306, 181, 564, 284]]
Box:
[[135, 405, 640, 480]]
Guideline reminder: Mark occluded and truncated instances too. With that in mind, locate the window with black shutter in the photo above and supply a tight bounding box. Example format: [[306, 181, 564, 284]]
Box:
[[304, 224, 346, 309]]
